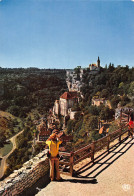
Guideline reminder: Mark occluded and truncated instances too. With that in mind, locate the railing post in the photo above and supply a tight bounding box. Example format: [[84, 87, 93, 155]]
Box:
[[91, 141, 95, 164], [107, 135, 110, 153], [119, 128, 122, 144], [120, 109, 122, 125], [128, 127, 133, 138], [128, 128, 130, 137], [128, 113, 129, 123], [70, 152, 74, 177], [128, 109, 130, 122]]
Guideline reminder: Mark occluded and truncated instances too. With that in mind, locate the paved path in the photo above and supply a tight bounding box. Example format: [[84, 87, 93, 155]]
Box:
[[0, 130, 24, 179], [36, 137, 134, 196]]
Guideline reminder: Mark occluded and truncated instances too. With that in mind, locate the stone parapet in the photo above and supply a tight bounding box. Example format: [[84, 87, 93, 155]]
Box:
[[0, 150, 50, 196]]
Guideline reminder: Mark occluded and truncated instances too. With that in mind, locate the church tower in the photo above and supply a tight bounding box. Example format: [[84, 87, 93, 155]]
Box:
[[97, 56, 100, 67]]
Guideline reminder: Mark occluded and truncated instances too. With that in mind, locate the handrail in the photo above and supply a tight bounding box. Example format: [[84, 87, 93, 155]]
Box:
[[94, 135, 108, 143], [73, 144, 91, 155], [59, 152, 71, 156], [120, 117, 128, 121], [121, 112, 129, 117]]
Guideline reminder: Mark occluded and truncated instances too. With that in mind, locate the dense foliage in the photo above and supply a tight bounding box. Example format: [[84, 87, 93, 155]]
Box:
[[81, 64, 134, 106], [66, 64, 134, 148], [0, 68, 67, 117], [0, 68, 67, 177], [0, 113, 23, 147]]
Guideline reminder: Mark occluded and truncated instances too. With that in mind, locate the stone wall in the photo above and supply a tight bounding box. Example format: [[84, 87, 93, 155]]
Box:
[[0, 150, 50, 196]]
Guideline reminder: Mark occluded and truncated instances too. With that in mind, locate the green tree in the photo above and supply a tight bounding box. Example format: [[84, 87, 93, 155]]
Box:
[[100, 107, 114, 121], [88, 105, 99, 116], [111, 96, 121, 109], [100, 89, 110, 98], [67, 120, 74, 135], [120, 95, 130, 106], [0, 130, 6, 147], [7, 105, 20, 117], [128, 81, 134, 97]]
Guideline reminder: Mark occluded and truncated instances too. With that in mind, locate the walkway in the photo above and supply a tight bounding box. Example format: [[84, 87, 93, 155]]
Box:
[[0, 130, 24, 179], [36, 137, 134, 196]]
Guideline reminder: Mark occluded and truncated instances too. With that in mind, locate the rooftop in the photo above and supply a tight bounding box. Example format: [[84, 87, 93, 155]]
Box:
[[60, 91, 78, 100]]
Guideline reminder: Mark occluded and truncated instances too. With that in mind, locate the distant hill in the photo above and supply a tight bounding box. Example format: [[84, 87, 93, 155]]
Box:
[[0, 68, 67, 118]]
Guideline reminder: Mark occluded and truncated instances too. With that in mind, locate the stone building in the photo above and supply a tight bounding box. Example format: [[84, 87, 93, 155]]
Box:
[[92, 97, 111, 108], [89, 56, 100, 71], [53, 100, 60, 115], [37, 119, 50, 141], [60, 91, 78, 116], [92, 98, 107, 107], [53, 91, 78, 117]]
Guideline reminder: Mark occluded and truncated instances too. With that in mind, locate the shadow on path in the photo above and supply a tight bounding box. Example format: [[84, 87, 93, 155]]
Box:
[[34, 137, 133, 196], [54, 177, 98, 184], [75, 137, 134, 179]]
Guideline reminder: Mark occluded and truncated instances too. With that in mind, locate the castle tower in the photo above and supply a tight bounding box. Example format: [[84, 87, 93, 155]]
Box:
[[97, 56, 100, 67]]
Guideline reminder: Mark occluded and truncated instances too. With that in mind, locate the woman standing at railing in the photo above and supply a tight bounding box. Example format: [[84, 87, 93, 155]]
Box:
[[127, 113, 134, 137]]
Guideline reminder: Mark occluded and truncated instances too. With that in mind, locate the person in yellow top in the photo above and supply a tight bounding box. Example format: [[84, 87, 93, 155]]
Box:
[[46, 132, 62, 181]]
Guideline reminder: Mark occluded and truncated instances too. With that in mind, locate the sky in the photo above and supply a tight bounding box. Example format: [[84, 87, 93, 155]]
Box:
[[0, 0, 134, 69]]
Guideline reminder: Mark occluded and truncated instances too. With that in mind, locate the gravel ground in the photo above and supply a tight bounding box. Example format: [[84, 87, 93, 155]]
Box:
[[36, 137, 134, 196]]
